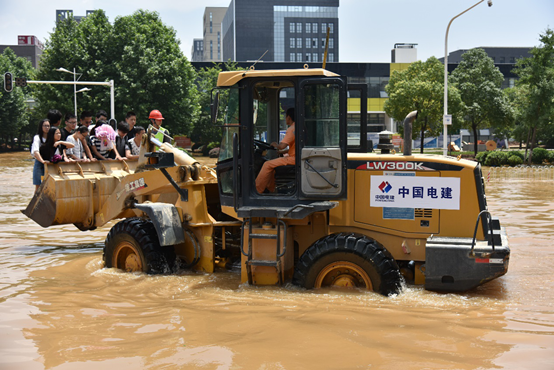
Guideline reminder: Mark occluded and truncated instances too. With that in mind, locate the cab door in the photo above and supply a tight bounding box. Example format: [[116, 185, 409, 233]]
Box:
[[215, 87, 241, 210], [297, 77, 347, 200]]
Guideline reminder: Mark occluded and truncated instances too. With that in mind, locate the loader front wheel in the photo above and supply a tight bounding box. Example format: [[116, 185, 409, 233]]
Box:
[[104, 218, 175, 274], [292, 233, 403, 296]]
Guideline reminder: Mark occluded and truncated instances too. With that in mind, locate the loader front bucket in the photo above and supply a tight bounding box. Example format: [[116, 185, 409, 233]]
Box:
[[22, 176, 58, 228], [22, 161, 136, 229]]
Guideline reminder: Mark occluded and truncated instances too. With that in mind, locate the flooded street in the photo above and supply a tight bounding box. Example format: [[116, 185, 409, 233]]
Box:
[[1, 151, 553, 370]]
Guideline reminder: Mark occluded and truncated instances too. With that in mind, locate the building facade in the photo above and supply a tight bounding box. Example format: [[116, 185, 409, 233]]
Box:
[[191, 39, 204, 62], [391, 43, 418, 63], [440, 47, 532, 89], [221, 0, 339, 62], [202, 7, 227, 62], [192, 45, 523, 139], [441, 47, 531, 64], [0, 36, 44, 69], [56, 9, 95, 23]]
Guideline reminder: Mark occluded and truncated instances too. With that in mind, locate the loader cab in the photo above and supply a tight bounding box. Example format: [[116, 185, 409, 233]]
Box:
[[214, 69, 348, 219]]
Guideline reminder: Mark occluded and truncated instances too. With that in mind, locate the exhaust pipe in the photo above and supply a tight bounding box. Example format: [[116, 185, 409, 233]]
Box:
[[403, 110, 418, 156]]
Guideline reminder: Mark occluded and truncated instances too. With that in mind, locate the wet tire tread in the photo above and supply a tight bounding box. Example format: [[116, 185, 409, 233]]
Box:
[[292, 233, 403, 296], [104, 218, 175, 274]]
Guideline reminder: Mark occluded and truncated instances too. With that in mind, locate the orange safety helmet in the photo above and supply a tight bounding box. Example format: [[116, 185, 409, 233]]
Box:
[[149, 109, 164, 120]]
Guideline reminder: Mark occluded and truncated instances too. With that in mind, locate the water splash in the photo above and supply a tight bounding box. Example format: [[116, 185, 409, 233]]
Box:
[[487, 165, 554, 181]]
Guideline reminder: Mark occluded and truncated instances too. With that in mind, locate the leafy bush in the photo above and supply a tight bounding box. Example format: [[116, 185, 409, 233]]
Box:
[[531, 148, 549, 164], [475, 151, 489, 165], [484, 151, 509, 166], [207, 142, 219, 150], [507, 155, 523, 166], [547, 151, 554, 164], [508, 151, 524, 160]]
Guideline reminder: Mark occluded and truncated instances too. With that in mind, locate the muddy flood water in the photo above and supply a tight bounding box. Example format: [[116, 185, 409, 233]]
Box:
[[0, 151, 553, 370]]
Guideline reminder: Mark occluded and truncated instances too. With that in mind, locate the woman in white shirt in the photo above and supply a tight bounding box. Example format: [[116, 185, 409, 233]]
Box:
[[39, 127, 74, 165], [31, 119, 50, 193]]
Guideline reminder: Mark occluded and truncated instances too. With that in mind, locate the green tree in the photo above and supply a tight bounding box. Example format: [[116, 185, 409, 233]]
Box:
[[385, 57, 461, 153], [0, 48, 36, 148], [110, 10, 199, 134], [512, 29, 554, 163], [34, 10, 199, 136], [504, 86, 529, 149], [34, 14, 84, 117], [191, 61, 241, 145], [450, 48, 513, 155]]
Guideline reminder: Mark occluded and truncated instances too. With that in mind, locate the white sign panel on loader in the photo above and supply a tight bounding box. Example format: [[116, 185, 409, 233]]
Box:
[[370, 176, 460, 210]]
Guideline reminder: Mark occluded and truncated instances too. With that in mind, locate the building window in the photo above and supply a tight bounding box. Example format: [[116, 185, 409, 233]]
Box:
[[296, 23, 302, 33], [210, 12, 213, 33], [329, 23, 334, 33], [306, 23, 311, 33], [290, 23, 295, 33], [329, 53, 334, 62], [306, 38, 311, 48], [312, 38, 317, 48], [510, 57, 515, 63], [306, 53, 311, 62], [329, 38, 334, 49], [313, 53, 318, 62], [210, 40, 213, 60], [322, 22, 327, 33], [290, 38, 295, 48], [297, 38, 302, 48], [297, 53, 302, 61], [290, 53, 296, 62], [322, 38, 326, 48], [312, 23, 318, 33], [499, 56, 505, 63]]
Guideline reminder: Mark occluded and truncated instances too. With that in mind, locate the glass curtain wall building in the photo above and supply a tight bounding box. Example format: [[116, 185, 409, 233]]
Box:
[[222, 0, 339, 62]]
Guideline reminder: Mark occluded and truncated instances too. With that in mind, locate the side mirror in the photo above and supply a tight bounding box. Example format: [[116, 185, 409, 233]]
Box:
[[211, 90, 220, 124]]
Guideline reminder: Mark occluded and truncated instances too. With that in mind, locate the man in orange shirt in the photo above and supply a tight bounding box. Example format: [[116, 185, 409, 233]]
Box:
[[255, 108, 295, 193]]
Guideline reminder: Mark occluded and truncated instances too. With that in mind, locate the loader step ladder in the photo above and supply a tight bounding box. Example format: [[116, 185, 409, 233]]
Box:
[[241, 219, 287, 285]]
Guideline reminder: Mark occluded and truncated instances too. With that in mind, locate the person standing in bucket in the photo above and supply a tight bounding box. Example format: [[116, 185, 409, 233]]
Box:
[[149, 110, 170, 151], [31, 118, 50, 193]]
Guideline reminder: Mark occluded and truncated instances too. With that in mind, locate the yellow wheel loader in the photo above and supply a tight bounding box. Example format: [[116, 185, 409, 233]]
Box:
[[24, 68, 510, 295]]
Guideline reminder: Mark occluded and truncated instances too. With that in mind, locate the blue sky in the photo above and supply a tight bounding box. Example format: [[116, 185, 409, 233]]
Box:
[[0, 0, 552, 63]]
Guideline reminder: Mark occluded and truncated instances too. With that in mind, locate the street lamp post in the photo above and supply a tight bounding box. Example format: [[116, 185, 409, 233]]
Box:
[[56, 67, 82, 117], [55, 69, 115, 120], [76, 87, 92, 115], [443, 0, 492, 156], [27, 78, 115, 118]]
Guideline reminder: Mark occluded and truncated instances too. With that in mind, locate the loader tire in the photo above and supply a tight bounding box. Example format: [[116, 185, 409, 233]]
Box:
[[292, 233, 403, 296], [104, 218, 176, 274]]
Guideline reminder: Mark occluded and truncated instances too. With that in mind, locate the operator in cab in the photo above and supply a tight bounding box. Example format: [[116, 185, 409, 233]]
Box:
[[255, 108, 295, 193], [149, 109, 170, 150]]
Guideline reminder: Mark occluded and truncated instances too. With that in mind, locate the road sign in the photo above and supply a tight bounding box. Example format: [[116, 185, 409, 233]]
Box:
[[4, 72, 13, 92]]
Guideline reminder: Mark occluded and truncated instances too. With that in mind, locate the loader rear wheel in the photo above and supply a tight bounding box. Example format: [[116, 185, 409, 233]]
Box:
[[292, 233, 403, 296], [103, 218, 175, 274]]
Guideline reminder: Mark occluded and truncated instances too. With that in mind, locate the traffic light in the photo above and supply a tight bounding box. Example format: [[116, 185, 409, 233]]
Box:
[[15, 77, 27, 88], [4, 72, 13, 92]]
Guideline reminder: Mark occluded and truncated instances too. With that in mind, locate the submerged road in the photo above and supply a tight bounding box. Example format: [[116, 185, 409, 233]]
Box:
[[0, 151, 553, 369]]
